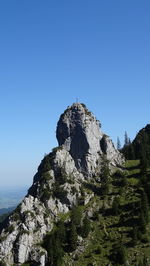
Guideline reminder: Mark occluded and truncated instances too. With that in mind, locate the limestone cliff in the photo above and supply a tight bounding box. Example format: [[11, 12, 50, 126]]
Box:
[[0, 103, 124, 265], [57, 103, 123, 176]]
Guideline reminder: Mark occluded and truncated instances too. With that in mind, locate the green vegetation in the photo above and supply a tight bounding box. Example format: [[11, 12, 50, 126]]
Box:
[[41, 189, 52, 202], [81, 216, 91, 238], [41, 172, 52, 181], [52, 183, 68, 201], [122, 124, 150, 165], [2, 123, 150, 265], [20, 263, 31, 266], [3, 157, 150, 266], [0, 213, 10, 223], [60, 159, 150, 265], [38, 154, 51, 173], [37, 158, 150, 265], [0, 261, 7, 266], [69, 222, 78, 251], [6, 224, 14, 233]]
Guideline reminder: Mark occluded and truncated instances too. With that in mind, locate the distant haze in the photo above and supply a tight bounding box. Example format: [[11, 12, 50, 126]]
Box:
[[0, 186, 28, 208]]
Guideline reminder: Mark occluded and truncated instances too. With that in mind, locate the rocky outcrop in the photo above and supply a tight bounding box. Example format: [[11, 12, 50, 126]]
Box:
[[0, 103, 124, 265], [0, 148, 85, 265], [57, 103, 124, 177]]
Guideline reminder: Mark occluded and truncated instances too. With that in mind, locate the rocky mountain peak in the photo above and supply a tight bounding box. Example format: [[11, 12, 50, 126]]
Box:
[[57, 103, 123, 177]]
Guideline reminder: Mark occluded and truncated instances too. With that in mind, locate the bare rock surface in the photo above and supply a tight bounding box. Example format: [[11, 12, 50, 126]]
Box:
[[57, 103, 123, 176]]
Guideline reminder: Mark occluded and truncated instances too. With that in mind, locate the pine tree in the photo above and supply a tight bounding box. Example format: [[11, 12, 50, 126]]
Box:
[[81, 216, 91, 238], [71, 206, 82, 228], [101, 155, 110, 195], [132, 226, 138, 246], [143, 255, 149, 266], [112, 197, 120, 215], [140, 154, 148, 177], [128, 145, 135, 160], [57, 220, 66, 244], [118, 244, 127, 264], [145, 183, 150, 203], [113, 243, 127, 265], [141, 191, 149, 223], [139, 210, 146, 233], [69, 222, 78, 251], [117, 137, 121, 150], [47, 233, 64, 266], [124, 131, 129, 146]]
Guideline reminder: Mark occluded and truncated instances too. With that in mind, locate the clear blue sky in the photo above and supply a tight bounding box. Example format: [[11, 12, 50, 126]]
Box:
[[0, 0, 150, 187]]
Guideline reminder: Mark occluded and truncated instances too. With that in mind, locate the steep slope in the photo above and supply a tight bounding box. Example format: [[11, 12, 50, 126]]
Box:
[[122, 124, 150, 162], [132, 124, 150, 161], [0, 103, 124, 265]]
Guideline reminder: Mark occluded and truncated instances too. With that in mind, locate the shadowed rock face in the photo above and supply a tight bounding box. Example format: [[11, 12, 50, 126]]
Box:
[[57, 103, 123, 177]]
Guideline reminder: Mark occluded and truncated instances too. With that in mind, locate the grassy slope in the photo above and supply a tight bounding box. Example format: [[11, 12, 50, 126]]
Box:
[[65, 160, 150, 266]]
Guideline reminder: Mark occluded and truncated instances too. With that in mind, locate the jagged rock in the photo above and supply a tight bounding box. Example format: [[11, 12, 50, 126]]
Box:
[[57, 103, 124, 177], [0, 103, 124, 265]]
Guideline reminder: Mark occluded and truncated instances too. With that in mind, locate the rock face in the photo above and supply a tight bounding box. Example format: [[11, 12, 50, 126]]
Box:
[[0, 103, 124, 265], [57, 103, 123, 177]]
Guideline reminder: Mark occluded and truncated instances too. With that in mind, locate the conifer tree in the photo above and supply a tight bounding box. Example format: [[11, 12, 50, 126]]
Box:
[[101, 155, 110, 195], [140, 155, 148, 177], [127, 145, 135, 160], [141, 191, 149, 223], [124, 131, 129, 146], [71, 206, 82, 228], [143, 255, 149, 266], [145, 183, 150, 203], [81, 216, 91, 238], [118, 244, 127, 265], [139, 210, 146, 233], [47, 233, 64, 266], [117, 137, 121, 150], [132, 226, 138, 246], [113, 243, 127, 265], [112, 197, 120, 215], [69, 222, 78, 251], [57, 220, 66, 244]]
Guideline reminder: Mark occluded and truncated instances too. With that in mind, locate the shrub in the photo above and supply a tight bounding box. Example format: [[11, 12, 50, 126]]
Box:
[[12, 212, 20, 221], [20, 229, 29, 235], [6, 225, 14, 234], [53, 183, 67, 201], [41, 189, 52, 202], [38, 155, 51, 173], [41, 172, 52, 181]]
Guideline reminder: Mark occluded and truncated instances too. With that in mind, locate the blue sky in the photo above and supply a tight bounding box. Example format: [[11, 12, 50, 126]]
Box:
[[0, 0, 150, 187]]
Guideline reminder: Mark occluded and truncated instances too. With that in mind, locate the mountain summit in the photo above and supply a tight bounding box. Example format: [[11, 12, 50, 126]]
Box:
[[57, 103, 123, 176], [0, 103, 124, 265]]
